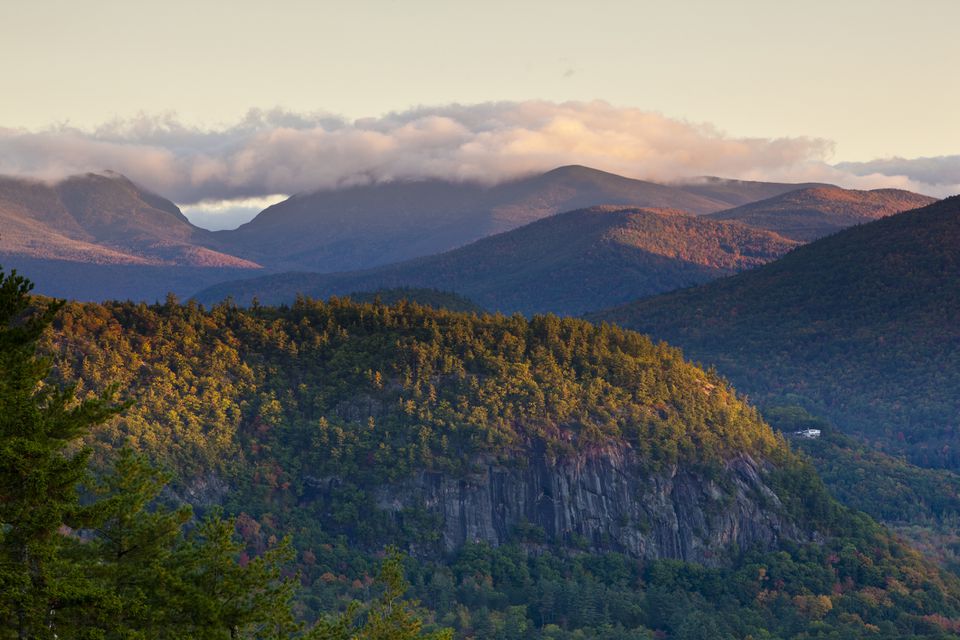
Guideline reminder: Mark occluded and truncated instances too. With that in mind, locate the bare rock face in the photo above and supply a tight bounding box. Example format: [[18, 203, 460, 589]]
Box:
[[373, 445, 807, 566]]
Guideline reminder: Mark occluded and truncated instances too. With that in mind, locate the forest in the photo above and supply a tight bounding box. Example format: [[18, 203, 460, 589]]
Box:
[[4, 267, 960, 638]]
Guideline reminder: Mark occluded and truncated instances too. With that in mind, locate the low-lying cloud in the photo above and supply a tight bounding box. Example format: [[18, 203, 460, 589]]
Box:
[[1, 101, 833, 202], [836, 156, 960, 192], [1, 102, 956, 223]]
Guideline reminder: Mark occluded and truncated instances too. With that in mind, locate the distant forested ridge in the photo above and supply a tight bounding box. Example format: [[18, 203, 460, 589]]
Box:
[[345, 287, 485, 313], [704, 186, 936, 241], [193, 206, 797, 314], [594, 196, 960, 471]]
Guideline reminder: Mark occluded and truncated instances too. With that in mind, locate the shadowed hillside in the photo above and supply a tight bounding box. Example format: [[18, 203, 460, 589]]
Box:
[[594, 196, 960, 470], [346, 287, 484, 313]]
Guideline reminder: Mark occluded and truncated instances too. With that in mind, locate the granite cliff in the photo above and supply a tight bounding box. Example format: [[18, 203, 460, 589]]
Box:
[[309, 446, 808, 565]]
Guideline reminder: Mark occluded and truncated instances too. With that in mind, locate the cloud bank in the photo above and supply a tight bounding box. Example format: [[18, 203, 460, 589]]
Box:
[[835, 156, 960, 193], [1, 102, 956, 221], [0, 101, 833, 201]]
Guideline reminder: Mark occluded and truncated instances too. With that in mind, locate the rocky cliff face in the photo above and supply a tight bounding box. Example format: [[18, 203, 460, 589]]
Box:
[[372, 445, 808, 566]]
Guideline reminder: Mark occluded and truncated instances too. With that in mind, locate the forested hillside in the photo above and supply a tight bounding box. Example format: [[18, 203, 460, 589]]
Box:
[[765, 406, 960, 574], [595, 196, 960, 471], [15, 286, 960, 638]]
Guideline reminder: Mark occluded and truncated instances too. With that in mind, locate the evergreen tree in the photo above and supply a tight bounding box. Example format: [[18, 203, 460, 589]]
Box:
[[308, 548, 452, 640], [80, 449, 192, 637], [172, 511, 299, 639], [0, 268, 123, 638]]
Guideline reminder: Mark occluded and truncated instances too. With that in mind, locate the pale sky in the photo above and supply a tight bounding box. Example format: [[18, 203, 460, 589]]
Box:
[[1, 0, 958, 228]]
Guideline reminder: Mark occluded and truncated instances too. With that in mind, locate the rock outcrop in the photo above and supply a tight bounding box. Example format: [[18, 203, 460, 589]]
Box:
[[371, 445, 807, 566]]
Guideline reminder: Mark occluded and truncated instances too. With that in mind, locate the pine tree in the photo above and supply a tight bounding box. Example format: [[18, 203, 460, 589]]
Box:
[[80, 449, 192, 638], [0, 268, 124, 638], [172, 511, 299, 639], [308, 548, 452, 640]]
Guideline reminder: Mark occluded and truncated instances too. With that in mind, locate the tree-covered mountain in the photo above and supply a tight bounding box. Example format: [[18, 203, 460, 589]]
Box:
[[28, 288, 960, 638], [704, 185, 935, 241], [211, 166, 814, 273], [193, 206, 798, 314], [0, 172, 257, 268], [0, 172, 262, 301], [594, 196, 960, 471]]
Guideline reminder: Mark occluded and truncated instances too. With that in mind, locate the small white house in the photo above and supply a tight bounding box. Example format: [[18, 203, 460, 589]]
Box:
[[793, 429, 821, 439]]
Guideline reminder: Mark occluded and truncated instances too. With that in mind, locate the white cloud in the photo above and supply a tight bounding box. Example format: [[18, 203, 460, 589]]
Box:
[[0, 101, 835, 204], [834, 156, 960, 197], [1, 102, 955, 207]]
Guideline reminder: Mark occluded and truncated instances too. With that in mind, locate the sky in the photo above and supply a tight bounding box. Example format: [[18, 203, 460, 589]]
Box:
[[1, 0, 958, 229]]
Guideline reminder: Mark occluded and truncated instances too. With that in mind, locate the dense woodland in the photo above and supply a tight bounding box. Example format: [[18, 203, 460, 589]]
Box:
[[765, 407, 960, 530], [765, 406, 960, 574], [0, 268, 944, 638], [48, 291, 802, 483], [595, 196, 960, 472]]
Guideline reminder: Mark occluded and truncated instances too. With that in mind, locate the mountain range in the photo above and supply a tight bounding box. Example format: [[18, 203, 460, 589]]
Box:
[[193, 206, 798, 314], [208, 165, 820, 272], [0, 166, 939, 308], [6, 161, 960, 638]]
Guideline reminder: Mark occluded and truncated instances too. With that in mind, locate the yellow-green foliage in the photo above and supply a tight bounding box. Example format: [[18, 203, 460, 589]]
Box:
[[44, 296, 786, 484]]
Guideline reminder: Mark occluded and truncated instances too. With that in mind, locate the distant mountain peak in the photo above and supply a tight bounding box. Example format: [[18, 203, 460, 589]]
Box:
[[0, 171, 260, 298], [539, 164, 628, 179]]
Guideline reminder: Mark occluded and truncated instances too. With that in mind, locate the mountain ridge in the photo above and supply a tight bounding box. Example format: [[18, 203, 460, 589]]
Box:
[[210, 164, 745, 272], [193, 205, 799, 314], [0, 171, 264, 301], [704, 184, 936, 240], [0, 171, 259, 268]]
